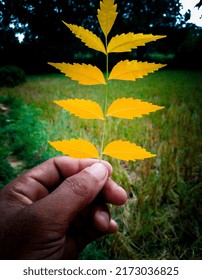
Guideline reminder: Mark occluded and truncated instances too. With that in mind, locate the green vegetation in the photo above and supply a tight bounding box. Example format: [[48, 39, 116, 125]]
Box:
[[0, 70, 201, 259], [0, 65, 26, 87], [0, 95, 66, 188]]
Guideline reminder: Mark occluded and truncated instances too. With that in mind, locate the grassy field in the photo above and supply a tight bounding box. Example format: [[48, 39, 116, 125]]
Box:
[[0, 70, 201, 259]]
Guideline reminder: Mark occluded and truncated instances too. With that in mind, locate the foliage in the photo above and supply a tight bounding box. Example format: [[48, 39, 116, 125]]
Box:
[[0, 158, 17, 189], [0, 0, 183, 44], [145, 52, 175, 64], [175, 29, 202, 70], [0, 65, 26, 87], [0, 102, 17, 188], [195, 0, 202, 9], [0, 0, 194, 74], [79, 236, 115, 260], [0, 95, 63, 188], [48, 0, 165, 161]]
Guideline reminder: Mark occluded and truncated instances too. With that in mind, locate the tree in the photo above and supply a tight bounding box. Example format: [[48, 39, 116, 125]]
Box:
[[0, 0, 102, 72], [195, 0, 202, 9], [115, 0, 183, 34], [0, 0, 197, 73]]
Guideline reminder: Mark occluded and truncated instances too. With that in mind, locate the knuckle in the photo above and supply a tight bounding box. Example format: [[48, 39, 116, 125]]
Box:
[[64, 176, 90, 197]]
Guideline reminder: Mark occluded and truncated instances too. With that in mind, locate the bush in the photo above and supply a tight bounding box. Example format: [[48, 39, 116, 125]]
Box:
[[2, 101, 56, 168], [144, 52, 175, 64], [0, 158, 16, 189], [0, 96, 59, 186], [0, 65, 26, 87]]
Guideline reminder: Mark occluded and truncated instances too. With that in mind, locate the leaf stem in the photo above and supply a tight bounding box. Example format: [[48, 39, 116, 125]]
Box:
[[100, 36, 109, 160]]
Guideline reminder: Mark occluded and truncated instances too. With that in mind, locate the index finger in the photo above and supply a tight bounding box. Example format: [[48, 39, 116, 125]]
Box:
[[27, 156, 112, 188], [5, 157, 112, 202]]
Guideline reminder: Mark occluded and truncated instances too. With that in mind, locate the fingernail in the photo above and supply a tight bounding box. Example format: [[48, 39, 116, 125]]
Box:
[[87, 163, 108, 180], [99, 210, 109, 223]]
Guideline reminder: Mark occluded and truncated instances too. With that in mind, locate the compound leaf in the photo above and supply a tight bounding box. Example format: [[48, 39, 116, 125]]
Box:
[[107, 98, 164, 119], [48, 62, 106, 85], [63, 22, 106, 54], [97, 0, 117, 37], [54, 99, 104, 120], [103, 140, 156, 161], [107, 33, 166, 53], [108, 60, 166, 81], [48, 138, 99, 159]]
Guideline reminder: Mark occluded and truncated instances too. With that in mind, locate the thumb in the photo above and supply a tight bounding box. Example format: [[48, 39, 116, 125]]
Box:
[[30, 163, 110, 228]]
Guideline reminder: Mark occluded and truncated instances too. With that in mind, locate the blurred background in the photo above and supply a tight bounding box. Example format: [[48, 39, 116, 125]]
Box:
[[0, 0, 202, 73]]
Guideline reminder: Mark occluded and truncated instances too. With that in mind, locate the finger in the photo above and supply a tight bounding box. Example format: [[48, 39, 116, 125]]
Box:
[[27, 156, 112, 189], [101, 178, 127, 205], [26, 157, 99, 189], [27, 163, 111, 232], [6, 157, 112, 203], [63, 204, 117, 259], [92, 204, 118, 233]]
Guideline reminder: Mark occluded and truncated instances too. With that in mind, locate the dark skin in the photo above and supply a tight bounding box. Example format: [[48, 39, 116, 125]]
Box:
[[0, 156, 127, 260]]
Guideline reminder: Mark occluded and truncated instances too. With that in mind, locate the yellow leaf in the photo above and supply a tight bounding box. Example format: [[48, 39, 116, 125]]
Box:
[[103, 140, 156, 161], [54, 99, 104, 120], [108, 60, 166, 81], [97, 0, 117, 37], [63, 22, 106, 54], [107, 33, 166, 53], [107, 98, 164, 119], [48, 139, 99, 159], [48, 62, 106, 85]]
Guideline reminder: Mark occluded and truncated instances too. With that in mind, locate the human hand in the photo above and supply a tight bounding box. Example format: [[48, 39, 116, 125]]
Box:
[[0, 156, 127, 259]]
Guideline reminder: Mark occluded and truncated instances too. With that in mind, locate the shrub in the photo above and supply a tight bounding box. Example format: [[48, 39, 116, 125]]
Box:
[[3, 101, 56, 168], [0, 96, 59, 185], [0, 65, 26, 87], [0, 158, 16, 189], [145, 52, 175, 64]]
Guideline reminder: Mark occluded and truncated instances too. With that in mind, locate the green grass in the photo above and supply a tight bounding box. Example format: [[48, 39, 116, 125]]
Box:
[[0, 70, 201, 259]]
